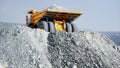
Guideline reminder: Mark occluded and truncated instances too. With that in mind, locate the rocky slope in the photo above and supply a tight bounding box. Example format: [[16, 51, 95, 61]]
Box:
[[0, 23, 120, 68]]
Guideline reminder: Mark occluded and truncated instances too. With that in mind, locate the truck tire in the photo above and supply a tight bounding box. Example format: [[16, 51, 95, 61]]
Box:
[[66, 23, 72, 32], [29, 25, 34, 28], [48, 22, 55, 32], [39, 21, 48, 31], [72, 23, 78, 32]]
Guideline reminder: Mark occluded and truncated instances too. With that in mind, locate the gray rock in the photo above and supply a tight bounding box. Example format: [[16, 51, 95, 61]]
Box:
[[0, 23, 120, 68]]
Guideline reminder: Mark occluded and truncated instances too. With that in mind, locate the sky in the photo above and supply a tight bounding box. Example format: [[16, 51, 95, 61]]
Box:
[[0, 0, 120, 31]]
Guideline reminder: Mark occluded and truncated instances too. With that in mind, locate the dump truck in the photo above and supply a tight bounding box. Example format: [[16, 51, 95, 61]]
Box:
[[26, 7, 82, 32]]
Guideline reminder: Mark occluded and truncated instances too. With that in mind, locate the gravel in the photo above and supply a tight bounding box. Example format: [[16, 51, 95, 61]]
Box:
[[0, 23, 120, 68]]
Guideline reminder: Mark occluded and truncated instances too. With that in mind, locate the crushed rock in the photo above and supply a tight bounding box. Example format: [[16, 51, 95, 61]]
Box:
[[0, 23, 120, 68]]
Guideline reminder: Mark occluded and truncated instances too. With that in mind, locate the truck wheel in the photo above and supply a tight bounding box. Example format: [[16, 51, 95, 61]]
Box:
[[39, 21, 48, 31], [29, 25, 34, 28], [72, 23, 78, 32], [48, 22, 55, 32], [66, 23, 72, 32]]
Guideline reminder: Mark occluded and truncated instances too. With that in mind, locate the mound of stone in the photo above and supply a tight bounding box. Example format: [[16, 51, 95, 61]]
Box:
[[0, 23, 120, 68]]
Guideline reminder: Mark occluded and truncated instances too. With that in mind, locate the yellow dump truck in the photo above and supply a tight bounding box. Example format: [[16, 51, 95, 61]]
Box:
[[26, 7, 82, 32]]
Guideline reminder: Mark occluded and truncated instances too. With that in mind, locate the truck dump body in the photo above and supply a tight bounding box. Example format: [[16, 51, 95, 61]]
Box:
[[43, 10, 82, 22], [28, 9, 82, 25]]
